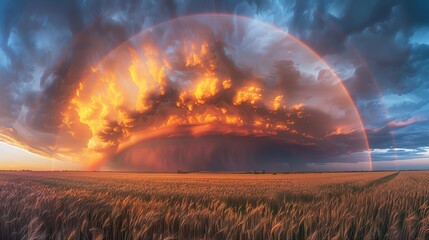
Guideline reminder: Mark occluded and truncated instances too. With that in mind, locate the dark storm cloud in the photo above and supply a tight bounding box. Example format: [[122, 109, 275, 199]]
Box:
[[283, 0, 398, 56], [109, 132, 364, 172], [367, 119, 429, 150], [344, 66, 380, 101], [0, 0, 428, 169]]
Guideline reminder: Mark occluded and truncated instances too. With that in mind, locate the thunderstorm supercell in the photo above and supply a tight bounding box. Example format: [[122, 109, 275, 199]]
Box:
[[0, 1, 428, 171]]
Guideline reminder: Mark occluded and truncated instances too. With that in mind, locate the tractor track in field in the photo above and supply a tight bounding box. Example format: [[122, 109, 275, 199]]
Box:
[[355, 171, 399, 192], [321, 171, 400, 198]]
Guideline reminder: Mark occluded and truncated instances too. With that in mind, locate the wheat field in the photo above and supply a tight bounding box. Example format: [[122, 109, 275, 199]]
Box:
[[0, 171, 428, 239]]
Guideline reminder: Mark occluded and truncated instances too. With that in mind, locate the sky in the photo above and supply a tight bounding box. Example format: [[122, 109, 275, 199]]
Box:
[[0, 0, 428, 171]]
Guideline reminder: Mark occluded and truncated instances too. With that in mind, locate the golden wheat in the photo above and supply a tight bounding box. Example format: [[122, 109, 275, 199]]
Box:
[[0, 171, 427, 239]]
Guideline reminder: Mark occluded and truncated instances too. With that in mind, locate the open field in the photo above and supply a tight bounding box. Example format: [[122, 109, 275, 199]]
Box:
[[0, 171, 428, 239]]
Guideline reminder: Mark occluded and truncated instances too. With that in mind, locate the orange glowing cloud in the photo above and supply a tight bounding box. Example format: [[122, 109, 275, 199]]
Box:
[[0, 15, 371, 171]]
